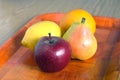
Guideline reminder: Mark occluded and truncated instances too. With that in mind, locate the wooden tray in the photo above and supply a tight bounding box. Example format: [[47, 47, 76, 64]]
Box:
[[0, 13, 120, 80]]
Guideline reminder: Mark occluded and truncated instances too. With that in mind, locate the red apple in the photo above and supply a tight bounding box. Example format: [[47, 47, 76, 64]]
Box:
[[34, 33, 71, 72]]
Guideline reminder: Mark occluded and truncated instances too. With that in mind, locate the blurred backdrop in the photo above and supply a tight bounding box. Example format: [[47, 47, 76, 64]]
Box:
[[0, 0, 120, 45]]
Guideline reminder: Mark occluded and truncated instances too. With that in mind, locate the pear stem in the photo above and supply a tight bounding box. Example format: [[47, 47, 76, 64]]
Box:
[[48, 33, 53, 44], [81, 17, 86, 24]]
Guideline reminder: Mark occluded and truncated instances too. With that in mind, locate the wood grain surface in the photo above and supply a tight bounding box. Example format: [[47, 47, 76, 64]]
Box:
[[0, 13, 120, 80]]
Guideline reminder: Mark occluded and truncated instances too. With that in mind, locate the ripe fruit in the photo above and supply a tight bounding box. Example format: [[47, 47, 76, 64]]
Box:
[[34, 33, 71, 72], [21, 21, 61, 50], [63, 18, 97, 60], [60, 9, 96, 34]]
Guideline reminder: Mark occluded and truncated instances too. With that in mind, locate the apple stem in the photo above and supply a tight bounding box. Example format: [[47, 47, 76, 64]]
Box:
[[48, 33, 53, 44], [81, 17, 86, 24], [48, 33, 51, 38]]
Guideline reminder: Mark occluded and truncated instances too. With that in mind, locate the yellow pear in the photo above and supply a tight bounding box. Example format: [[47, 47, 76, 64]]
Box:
[[21, 21, 61, 50], [63, 18, 97, 60]]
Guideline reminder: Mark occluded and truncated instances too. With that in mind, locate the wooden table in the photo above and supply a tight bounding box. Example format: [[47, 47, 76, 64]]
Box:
[[0, 0, 120, 80]]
